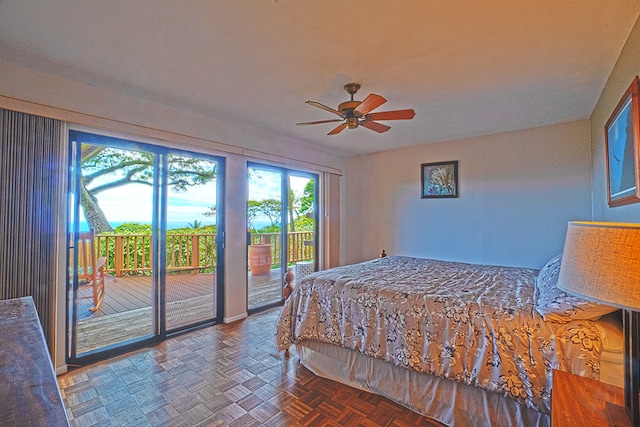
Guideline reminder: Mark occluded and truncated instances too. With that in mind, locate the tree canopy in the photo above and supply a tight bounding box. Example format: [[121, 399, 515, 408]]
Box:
[[79, 145, 315, 236], [80, 147, 216, 233]]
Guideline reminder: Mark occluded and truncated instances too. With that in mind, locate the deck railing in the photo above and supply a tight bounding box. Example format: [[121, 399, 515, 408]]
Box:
[[95, 231, 314, 276]]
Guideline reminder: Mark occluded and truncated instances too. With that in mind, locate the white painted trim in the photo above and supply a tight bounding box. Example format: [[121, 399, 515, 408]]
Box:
[[0, 95, 342, 175], [223, 312, 248, 323]]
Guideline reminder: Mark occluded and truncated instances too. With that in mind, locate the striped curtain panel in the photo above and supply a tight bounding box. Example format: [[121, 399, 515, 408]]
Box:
[[0, 108, 63, 354]]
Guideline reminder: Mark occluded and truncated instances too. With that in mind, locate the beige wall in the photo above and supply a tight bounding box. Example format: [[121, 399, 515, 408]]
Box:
[[344, 120, 593, 269], [0, 59, 345, 173], [341, 14, 640, 270], [0, 57, 346, 371], [591, 15, 640, 222]]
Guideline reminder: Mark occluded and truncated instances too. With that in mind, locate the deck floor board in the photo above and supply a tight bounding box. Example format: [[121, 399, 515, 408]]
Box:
[[73, 269, 286, 353]]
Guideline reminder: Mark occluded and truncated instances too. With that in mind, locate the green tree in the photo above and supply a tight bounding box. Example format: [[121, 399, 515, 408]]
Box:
[[247, 200, 262, 231], [81, 147, 216, 233], [300, 180, 315, 215], [287, 188, 300, 232], [257, 198, 281, 227], [203, 206, 216, 218]]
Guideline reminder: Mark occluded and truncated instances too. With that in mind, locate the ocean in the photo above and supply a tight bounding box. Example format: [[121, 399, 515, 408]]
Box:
[[77, 219, 271, 231], [77, 221, 215, 231]]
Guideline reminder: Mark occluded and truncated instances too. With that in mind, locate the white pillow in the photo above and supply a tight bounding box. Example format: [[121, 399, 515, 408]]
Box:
[[535, 254, 617, 323]]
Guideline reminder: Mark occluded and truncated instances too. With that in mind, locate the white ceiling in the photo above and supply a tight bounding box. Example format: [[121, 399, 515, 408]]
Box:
[[1, 1, 639, 157]]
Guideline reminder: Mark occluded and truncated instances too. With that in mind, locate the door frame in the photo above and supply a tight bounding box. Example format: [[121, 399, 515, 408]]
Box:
[[66, 129, 225, 365], [246, 161, 319, 314]]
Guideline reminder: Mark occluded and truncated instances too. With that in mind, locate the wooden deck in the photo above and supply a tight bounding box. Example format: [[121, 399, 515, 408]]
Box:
[[74, 268, 285, 354]]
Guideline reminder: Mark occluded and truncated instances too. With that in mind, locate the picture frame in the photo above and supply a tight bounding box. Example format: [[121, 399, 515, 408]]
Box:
[[421, 161, 458, 198], [605, 76, 640, 207]]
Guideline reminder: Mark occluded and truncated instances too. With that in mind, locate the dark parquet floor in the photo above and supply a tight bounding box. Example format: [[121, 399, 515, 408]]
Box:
[[58, 308, 445, 427]]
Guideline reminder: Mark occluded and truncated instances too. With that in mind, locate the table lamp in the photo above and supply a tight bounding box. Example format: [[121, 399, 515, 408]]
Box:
[[557, 221, 640, 427]]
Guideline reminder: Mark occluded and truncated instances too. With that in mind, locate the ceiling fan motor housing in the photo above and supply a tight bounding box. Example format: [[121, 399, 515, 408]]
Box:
[[340, 83, 363, 124], [338, 100, 361, 116]]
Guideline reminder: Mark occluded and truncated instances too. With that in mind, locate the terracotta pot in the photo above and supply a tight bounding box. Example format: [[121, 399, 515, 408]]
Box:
[[249, 244, 272, 275]]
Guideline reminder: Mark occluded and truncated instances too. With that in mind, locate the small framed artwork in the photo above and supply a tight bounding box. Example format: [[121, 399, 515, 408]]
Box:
[[605, 76, 640, 207], [421, 161, 458, 198]]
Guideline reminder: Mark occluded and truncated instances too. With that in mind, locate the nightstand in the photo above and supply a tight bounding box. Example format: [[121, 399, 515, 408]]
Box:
[[552, 369, 624, 426]]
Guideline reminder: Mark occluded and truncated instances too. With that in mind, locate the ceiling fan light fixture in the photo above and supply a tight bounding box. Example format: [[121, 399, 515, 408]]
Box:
[[346, 117, 359, 129]]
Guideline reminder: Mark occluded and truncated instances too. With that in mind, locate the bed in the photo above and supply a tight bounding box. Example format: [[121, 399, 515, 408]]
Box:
[[274, 255, 624, 427]]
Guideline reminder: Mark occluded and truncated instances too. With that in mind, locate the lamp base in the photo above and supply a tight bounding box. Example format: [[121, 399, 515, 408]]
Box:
[[606, 402, 633, 427]]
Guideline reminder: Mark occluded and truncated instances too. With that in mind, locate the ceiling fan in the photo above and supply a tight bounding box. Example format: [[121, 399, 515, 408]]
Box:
[[296, 83, 416, 135]]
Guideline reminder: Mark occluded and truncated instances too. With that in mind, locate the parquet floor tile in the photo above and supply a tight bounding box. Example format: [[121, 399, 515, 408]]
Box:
[[59, 308, 445, 426]]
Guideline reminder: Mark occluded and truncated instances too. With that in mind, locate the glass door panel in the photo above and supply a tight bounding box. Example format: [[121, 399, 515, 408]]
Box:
[[68, 130, 225, 363], [287, 174, 317, 287], [165, 154, 219, 330], [247, 166, 284, 310], [246, 164, 319, 312], [70, 142, 155, 355]]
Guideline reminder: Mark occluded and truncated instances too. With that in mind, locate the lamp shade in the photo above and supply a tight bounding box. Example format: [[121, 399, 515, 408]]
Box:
[[557, 221, 640, 311]]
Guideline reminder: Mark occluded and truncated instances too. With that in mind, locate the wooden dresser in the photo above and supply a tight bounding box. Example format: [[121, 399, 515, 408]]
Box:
[[552, 369, 624, 426], [0, 297, 69, 426]]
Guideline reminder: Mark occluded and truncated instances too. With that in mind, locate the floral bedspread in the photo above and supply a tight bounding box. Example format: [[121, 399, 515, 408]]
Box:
[[274, 256, 603, 414]]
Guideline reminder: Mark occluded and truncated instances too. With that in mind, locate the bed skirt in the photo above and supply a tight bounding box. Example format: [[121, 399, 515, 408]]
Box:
[[297, 341, 550, 427]]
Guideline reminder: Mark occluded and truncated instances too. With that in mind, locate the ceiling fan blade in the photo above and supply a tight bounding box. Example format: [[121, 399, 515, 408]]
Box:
[[306, 100, 342, 116], [327, 123, 347, 135], [296, 119, 344, 126], [361, 120, 391, 133], [366, 109, 416, 121], [354, 93, 387, 115]]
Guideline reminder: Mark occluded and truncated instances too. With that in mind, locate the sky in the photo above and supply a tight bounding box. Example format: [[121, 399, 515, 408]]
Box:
[[80, 166, 311, 228]]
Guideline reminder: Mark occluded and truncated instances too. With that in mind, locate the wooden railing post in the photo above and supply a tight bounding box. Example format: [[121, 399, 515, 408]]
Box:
[[115, 235, 124, 277], [191, 235, 200, 272]]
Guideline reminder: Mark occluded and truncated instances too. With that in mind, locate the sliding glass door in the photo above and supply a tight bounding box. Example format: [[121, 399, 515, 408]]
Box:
[[247, 166, 284, 310], [164, 153, 222, 330], [67, 130, 224, 363], [247, 163, 318, 312]]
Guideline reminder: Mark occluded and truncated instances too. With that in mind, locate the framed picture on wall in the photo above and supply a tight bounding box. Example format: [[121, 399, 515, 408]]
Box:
[[421, 161, 458, 198], [605, 76, 640, 207]]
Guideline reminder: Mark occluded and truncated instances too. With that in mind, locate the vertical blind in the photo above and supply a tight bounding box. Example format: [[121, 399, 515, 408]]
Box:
[[0, 108, 62, 354]]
